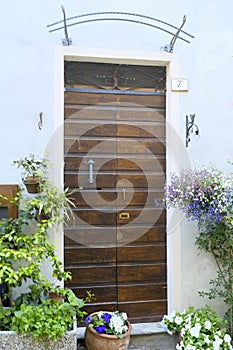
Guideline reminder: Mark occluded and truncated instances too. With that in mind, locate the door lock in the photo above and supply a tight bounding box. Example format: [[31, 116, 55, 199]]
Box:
[[119, 212, 130, 220]]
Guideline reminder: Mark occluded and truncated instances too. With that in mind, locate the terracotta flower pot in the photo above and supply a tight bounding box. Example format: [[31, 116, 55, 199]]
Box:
[[48, 291, 63, 302], [35, 209, 51, 223], [85, 319, 131, 350], [23, 176, 42, 193]]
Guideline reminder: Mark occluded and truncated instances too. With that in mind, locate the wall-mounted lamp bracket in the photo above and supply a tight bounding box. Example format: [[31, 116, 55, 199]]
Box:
[[186, 114, 199, 147]]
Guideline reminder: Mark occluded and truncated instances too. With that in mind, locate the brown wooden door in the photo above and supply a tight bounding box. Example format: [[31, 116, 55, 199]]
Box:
[[64, 66, 167, 323]]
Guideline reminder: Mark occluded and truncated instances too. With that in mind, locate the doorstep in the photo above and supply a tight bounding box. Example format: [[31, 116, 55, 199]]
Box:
[[77, 322, 178, 350], [77, 322, 166, 339]]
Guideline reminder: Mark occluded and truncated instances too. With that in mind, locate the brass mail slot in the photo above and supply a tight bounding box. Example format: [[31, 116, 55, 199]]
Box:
[[119, 212, 130, 220]]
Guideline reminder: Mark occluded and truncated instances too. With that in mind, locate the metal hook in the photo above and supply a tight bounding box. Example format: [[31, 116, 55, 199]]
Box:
[[38, 112, 43, 130]]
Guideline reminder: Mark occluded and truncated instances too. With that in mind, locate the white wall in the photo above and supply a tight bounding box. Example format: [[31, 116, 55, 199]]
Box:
[[1, 0, 233, 316]]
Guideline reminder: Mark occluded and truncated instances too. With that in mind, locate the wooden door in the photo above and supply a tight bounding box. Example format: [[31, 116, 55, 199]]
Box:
[[64, 62, 167, 323]]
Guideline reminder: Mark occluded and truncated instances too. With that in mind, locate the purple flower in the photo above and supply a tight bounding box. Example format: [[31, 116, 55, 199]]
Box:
[[102, 313, 111, 323], [85, 315, 92, 324], [95, 325, 107, 333]]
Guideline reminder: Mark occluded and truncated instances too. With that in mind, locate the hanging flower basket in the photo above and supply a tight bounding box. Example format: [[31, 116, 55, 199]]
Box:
[[85, 311, 131, 350], [23, 176, 42, 194]]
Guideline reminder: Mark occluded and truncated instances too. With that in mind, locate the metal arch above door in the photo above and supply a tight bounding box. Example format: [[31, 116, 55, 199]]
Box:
[[64, 61, 167, 323]]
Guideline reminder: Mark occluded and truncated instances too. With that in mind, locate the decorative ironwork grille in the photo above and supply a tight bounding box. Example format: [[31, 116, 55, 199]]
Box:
[[64, 62, 166, 92]]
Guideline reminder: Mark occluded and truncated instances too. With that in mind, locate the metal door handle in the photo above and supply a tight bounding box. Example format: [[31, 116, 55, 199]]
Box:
[[119, 212, 130, 220], [88, 159, 94, 184]]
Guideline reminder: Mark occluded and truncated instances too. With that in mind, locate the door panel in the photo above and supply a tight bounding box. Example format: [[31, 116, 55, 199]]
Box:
[[117, 123, 165, 139], [65, 172, 116, 188], [66, 266, 117, 285], [64, 64, 167, 323], [117, 264, 166, 283]]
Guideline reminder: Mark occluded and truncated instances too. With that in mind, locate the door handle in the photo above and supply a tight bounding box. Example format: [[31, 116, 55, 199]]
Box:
[[87, 159, 94, 184], [119, 212, 130, 220], [123, 188, 126, 201]]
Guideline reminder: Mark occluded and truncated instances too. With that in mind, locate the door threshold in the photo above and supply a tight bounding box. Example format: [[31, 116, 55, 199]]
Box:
[[77, 322, 166, 339]]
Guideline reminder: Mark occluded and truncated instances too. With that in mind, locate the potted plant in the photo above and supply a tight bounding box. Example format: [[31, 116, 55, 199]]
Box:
[[0, 288, 91, 349], [162, 305, 232, 349], [13, 153, 49, 193], [10, 288, 91, 342], [85, 310, 131, 350], [0, 183, 90, 349], [29, 178, 76, 224]]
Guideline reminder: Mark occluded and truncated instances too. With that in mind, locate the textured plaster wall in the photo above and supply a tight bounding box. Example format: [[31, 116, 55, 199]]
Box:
[[1, 0, 233, 315]]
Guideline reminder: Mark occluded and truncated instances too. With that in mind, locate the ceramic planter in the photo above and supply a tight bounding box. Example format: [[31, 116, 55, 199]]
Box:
[[85, 320, 131, 350], [35, 208, 51, 222], [23, 176, 42, 194], [48, 291, 63, 302]]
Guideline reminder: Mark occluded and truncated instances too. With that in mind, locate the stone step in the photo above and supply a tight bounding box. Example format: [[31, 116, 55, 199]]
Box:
[[77, 322, 178, 350]]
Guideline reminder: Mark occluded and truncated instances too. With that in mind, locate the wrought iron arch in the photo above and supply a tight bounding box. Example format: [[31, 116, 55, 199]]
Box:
[[47, 8, 194, 53]]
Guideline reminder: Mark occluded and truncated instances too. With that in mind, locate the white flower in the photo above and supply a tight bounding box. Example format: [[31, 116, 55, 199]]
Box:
[[204, 335, 210, 344], [204, 320, 212, 330], [121, 312, 128, 321], [224, 333, 232, 344], [175, 316, 183, 325], [189, 323, 201, 338], [110, 314, 125, 334], [184, 345, 196, 350], [122, 325, 128, 333], [166, 310, 176, 321], [213, 339, 222, 350]]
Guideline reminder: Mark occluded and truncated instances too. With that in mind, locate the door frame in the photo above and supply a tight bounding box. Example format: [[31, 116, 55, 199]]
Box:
[[52, 46, 191, 316]]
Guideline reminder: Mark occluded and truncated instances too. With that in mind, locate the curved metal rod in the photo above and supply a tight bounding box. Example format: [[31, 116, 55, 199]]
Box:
[[48, 17, 190, 43], [168, 15, 187, 52], [61, 5, 71, 45], [47, 11, 194, 39]]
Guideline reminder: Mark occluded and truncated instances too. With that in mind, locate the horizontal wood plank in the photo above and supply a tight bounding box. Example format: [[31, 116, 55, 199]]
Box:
[[117, 263, 166, 283], [64, 138, 117, 154], [64, 172, 116, 188], [64, 91, 116, 105], [118, 300, 167, 322], [117, 94, 166, 108], [118, 283, 167, 302], [65, 247, 116, 264], [66, 189, 164, 207], [64, 138, 165, 155], [65, 121, 116, 137], [65, 266, 117, 285], [64, 225, 166, 247], [117, 245, 166, 263], [72, 285, 117, 304], [117, 123, 165, 138]]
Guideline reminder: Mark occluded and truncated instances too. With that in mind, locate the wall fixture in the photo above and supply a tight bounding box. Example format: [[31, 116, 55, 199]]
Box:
[[38, 112, 43, 130], [61, 5, 72, 46], [186, 114, 199, 147], [47, 10, 194, 52]]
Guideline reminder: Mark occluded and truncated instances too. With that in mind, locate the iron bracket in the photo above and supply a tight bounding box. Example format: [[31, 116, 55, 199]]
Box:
[[164, 15, 187, 53], [61, 5, 72, 46], [186, 114, 199, 147]]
